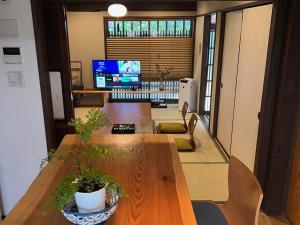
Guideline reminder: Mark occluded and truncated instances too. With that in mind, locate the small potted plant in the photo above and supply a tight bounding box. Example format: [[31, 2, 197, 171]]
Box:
[[42, 108, 125, 218], [155, 55, 174, 91]]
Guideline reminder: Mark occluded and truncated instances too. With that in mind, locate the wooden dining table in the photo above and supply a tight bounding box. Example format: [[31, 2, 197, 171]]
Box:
[[95, 103, 154, 134], [1, 134, 197, 225]]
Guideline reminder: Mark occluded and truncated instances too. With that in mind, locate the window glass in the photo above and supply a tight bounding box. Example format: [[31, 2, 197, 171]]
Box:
[[206, 81, 212, 96], [150, 20, 158, 37], [141, 21, 149, 36], [167, 21, 175, 36], [209, 30, 215, 48], [211, 13, 217, 24], [158, 20, 166, 36], [115, 21, 123, 36], [208, 49, 214, 65], [176, 20, 184, 36], [124, 21, 132, 36], [205, 97, 211, 112], [132, 21, 140, 36], [106, 18, 193, 38], [207, 65, 213, 81], [184, 20, 191, 36], [108, 21, 115, 35]]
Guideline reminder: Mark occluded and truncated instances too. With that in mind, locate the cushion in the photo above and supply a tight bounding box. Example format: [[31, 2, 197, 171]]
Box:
[[192, 202, 228, 225], [159, 122, 187, 134], [175, 138, 194, 151]]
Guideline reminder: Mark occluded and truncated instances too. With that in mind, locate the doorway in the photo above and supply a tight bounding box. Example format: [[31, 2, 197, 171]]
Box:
[[199, 13, 216, 128]]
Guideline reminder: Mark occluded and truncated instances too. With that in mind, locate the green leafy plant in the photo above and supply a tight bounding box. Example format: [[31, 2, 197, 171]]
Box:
[[42, 108, 125, 212], [155, 55, 174, 81]]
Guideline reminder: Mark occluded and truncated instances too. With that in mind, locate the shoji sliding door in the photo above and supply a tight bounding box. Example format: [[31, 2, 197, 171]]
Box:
[[231, 4, 273, 170], [217, 4, 272, 170], [217, 11, 243, 155]]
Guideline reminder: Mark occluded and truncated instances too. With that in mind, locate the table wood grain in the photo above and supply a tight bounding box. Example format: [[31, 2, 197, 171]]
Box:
[[2, 134, 197, 225], [95, 103, 154, 134]]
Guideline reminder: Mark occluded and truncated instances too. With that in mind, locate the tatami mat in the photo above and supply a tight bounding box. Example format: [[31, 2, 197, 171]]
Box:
[[183, 163, 229, 201], [155, 119, 226, 163], [74, 107, 101, 122], [151, 108, 193, 120]]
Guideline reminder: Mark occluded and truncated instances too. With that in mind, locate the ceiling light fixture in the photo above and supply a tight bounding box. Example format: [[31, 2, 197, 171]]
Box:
[[108, 4, 127, 17]]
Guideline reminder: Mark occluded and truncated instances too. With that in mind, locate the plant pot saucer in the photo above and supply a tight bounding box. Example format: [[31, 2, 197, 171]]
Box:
[[61, 184, 120, 225]]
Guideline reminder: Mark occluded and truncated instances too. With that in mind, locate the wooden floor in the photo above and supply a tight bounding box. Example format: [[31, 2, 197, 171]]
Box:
[[259, 212, 291, 225]]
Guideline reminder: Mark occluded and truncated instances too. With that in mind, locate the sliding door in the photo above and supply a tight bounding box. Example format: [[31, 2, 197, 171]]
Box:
[[231, 4, 273, 170], [217, 11, 243, 154]]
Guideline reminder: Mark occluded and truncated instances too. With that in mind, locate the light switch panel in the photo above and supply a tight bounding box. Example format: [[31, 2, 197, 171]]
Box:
[[7, 71, 24, 87], [0, 19, 18, 37]]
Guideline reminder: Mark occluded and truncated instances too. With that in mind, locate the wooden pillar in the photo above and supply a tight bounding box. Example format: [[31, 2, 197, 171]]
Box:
[[43, 1, 74, 147], [30, 0, 56, 149], [255, 0, 300, 215]]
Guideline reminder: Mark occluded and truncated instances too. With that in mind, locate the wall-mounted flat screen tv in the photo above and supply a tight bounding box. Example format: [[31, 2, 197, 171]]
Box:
[[92, 60, 141, 89]]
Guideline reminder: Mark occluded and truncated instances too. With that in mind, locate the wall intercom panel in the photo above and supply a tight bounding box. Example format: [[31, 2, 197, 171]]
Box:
[[2, 47, 22, 64]]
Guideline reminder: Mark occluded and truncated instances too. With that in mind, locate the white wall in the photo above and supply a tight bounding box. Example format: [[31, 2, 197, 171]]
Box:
[[0, 0, 48, 214], [67, 11, 196, 89]]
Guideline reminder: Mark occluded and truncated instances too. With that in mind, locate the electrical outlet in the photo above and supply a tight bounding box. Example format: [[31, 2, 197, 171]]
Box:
[[7, 71, 24, 87]]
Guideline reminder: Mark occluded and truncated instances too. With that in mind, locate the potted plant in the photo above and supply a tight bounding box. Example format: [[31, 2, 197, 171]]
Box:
[[42, 108, 124, 215], [155, 55, 174, 91]]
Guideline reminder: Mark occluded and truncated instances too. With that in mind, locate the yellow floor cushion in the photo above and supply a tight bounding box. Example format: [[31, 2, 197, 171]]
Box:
[[159, 122, 187, 134], [175, 138, 194, 151]]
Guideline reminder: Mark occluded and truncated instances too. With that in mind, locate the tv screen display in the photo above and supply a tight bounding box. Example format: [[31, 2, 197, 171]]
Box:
[[92, 60, 141, 89]]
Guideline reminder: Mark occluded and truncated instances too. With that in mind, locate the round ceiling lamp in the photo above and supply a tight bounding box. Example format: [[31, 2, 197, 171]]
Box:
[[108, 4, 127, 17]]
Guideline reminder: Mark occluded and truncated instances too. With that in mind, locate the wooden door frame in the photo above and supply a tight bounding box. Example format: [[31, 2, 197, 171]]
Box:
[[30, 0, 56, 149], [31, 0, 74, 148], [211, 12, 226, 138], [198, 15, 211, 129]]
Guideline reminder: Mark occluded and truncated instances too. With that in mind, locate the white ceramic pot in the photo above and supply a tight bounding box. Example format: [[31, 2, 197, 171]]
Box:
[[75, 187, 106, 213]]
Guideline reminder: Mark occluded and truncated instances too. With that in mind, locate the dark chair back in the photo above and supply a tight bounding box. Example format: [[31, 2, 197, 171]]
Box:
[[188, 113, 198, 148], [182, 101, 189, 129]]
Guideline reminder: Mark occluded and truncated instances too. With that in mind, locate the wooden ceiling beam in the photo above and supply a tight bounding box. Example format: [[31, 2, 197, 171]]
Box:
[[66, 1, 197, 12]]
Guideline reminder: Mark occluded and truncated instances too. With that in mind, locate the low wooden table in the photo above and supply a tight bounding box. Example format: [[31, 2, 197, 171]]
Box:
[[95, 103, 154, 134], [72, 90, 178, 104], [2, 134, 197, 225], [73, 89, 178, 94]]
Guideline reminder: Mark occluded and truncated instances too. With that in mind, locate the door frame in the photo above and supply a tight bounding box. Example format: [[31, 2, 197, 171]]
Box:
[[30, 0, 56, 149], [199, 15, 212, 129]]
